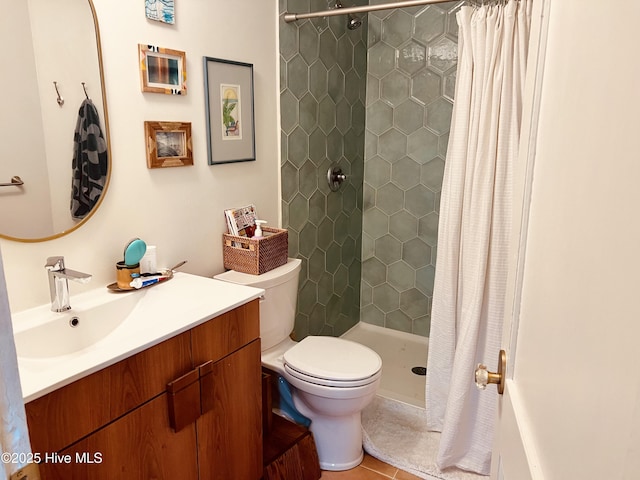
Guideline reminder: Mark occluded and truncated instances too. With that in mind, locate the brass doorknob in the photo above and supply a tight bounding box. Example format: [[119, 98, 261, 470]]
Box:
[[475, 349, 506, 394]]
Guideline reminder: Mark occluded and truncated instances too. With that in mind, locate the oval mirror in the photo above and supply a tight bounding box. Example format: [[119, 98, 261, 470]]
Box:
[[0, 0, 110, 242]]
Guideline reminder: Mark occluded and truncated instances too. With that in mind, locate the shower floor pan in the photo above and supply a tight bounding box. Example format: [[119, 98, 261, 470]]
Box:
[[341, 322, 427, 408]]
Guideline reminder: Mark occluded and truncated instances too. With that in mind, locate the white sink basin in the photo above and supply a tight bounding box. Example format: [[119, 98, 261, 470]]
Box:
[[13, 292, 139, 358], [12, 272, 264, 402]]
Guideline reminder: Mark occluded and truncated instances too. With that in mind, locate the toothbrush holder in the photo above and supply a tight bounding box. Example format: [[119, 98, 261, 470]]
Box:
[[116, 261, 140, 290]]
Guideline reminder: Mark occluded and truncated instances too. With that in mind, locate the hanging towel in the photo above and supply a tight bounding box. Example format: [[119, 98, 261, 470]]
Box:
[[71, 98, 108, 219]]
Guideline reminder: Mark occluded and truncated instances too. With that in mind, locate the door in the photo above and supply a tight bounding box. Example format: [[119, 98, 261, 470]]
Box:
[[196, 340, 263, 480], [490, 1, 640, 479]]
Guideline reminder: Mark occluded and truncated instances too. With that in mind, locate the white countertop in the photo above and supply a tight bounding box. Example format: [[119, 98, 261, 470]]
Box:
[[12, 272, 264, 403]]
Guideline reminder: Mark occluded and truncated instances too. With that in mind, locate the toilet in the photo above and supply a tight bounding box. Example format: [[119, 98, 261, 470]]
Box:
[[214, 258, 382, 471]]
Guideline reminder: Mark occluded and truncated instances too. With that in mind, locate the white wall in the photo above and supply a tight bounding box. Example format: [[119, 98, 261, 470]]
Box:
[[0, 0, 53, 239], [1, 0, 280, 312]]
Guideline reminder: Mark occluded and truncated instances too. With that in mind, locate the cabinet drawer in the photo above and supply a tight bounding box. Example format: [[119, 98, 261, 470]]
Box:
[[26, 331, 192, 454], [39, 394, 198, 480], [191, 299, 259, 365]]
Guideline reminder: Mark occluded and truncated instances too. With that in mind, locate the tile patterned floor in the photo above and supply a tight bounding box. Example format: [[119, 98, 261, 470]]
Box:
[[320, 454, 422, 480]]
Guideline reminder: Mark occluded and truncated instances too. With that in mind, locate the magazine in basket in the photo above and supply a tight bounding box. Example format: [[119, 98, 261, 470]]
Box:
[[224, 204, 257, 238]]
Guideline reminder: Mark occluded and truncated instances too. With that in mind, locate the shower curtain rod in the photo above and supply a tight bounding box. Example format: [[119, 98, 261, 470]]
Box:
[[283, 0, 454, 23]]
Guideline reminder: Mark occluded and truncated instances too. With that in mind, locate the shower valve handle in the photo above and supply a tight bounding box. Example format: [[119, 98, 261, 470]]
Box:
[[327, 166, 347, 192], [474, 349, 506, 395]]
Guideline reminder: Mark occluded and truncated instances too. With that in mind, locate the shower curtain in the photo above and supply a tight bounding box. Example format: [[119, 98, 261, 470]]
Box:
[[0, 247, 31, 479], [425, 0, 531, 475]]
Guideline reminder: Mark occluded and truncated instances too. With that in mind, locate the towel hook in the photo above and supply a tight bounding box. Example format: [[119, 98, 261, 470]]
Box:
[[53, 81, 64, 107], [81, 82, 89, 100]]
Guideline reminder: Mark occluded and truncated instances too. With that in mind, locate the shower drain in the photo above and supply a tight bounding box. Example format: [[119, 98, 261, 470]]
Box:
[[411, 366, 427, 376]]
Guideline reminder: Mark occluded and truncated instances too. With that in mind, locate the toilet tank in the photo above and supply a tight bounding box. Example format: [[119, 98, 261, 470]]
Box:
[[213, 258, 301, 351]]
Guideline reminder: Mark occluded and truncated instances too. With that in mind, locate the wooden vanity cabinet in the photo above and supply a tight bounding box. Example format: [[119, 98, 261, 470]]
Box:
[[25, 299, 262, 480]]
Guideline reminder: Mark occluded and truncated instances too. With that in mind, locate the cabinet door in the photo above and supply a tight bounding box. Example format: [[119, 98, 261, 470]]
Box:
[[197, 339, 262, 480], [39, 394, 198, 480]]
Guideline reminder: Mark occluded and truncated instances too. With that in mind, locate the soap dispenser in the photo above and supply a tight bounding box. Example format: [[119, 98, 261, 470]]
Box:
[[253, 220, 267, 239]]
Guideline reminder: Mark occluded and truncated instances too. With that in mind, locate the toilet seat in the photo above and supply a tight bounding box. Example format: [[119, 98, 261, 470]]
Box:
[[284, 363, 381, 387], [283, 336, 382, 387]]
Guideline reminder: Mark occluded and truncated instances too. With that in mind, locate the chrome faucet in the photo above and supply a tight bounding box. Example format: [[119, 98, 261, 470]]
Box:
[[45, 256, 92, 312]]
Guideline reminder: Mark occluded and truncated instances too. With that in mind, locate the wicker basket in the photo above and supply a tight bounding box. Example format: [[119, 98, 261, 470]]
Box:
[[223, 227, 288, 275]]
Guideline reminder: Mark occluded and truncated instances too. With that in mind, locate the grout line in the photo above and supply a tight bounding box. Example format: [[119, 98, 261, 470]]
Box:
[[360, 463, 398, 479]]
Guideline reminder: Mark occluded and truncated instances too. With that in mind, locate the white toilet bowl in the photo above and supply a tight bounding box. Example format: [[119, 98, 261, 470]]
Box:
[[263, 335, 381, 470], [214, 258, 382, 471]]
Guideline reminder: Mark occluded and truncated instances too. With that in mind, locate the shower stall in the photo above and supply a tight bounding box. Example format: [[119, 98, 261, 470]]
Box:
[[280, 0, 460, 401]]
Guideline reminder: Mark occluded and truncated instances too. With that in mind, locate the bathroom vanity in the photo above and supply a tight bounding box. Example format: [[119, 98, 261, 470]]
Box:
[[14, 274, 264, 479]]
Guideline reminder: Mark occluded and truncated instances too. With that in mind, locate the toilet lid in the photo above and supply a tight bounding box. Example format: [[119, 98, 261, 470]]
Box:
[[283, 336, 382, 384]]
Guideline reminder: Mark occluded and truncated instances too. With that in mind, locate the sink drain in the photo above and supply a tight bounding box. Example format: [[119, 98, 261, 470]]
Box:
[[411, 366, 427, 376]]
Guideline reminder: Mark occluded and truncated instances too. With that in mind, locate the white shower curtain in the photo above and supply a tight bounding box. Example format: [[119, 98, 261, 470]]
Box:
[[425, 0, 531, 475], [0, 246, 31, 479]]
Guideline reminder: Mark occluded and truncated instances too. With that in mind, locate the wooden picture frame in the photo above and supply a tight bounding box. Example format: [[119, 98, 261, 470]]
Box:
[[144, 121, 193, 168], [139, 44, 186, 95], [203, 57, 255, 164]]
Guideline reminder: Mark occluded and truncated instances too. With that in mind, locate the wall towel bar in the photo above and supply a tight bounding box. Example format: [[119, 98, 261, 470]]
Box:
[[0, 176, 24, 187]]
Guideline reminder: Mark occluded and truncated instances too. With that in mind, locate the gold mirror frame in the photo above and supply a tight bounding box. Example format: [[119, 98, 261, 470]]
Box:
[[0, 0, 111, 243]]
